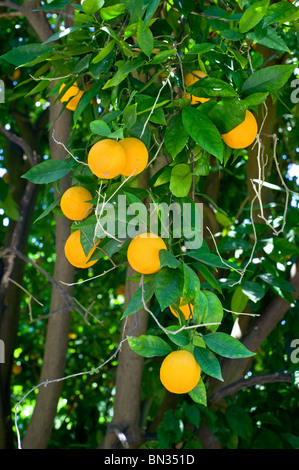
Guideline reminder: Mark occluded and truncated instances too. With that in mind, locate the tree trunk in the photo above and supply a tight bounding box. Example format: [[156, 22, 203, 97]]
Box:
[[22, 98, 74, 449], [0, 113, 44, 448], [100, 169, 150, 449]]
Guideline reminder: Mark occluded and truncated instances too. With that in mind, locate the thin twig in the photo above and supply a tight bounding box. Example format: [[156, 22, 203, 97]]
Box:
[[8, 277, 44, 322], [140, 77, 169, 139], [223, 307, 260, 317], [51, 129, 88, 165], [139, 274, 221, 336]]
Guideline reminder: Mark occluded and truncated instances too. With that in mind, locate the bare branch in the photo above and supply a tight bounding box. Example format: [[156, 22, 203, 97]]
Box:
[[0, 122, 40, 167], [208, 372, 294, 405]]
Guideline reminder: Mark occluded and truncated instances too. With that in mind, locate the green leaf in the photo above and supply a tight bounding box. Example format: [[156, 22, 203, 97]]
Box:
[[121, 278, 155, 319], [144, 0, 160, 24], [243, 92, 268, 107], [247, 26, 290, 53], [102, 55, 145, 89], [92, 40, 116, 64], [193, 290, 208, 324], [241, 281, 266, 303], [100, 3, 126, 20], [154, 267, 184, 312], [73, 79, 104, 123], [262, 2, 299, 28], [33, 195, 62, 224], [220, 29, 243, 41], [194, 346, 223, 381], [226, 405, 253, 440], [137, 18, 153, 58], [82, 0, 104, 14], [123, 103, 137, 129], [151, 49, 176, 65], [201, 291, 223, 331], [90, 119, 111, 136], [208, 98, 247, 134], [22, 160, 71, 184], [182, 263, 201, 305], [165, 325, 191, 347], [188, 378, 207, 406], [231, 285, 249, 313], [43, 25, 87, 44], [189, 77, 237, 98], [193, 154, 210, 176], [259, 273, 295, 292], [128, 335, 172, 357], [195, 263, 222, 294], [164, 113, 189, 159], [169, 164, 192, 198], [203, 332, 255, 358], [187, 248, 240, 271], [187, 43, 215, 55], [242, 64, 295, 94], [182, 107, 224, 162], [239, 0, 269, 34], [159, 250, 180, 269], [1, 43, 53, 66]]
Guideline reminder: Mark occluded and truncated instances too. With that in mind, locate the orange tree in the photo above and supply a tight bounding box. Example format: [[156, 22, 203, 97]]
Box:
[[0, 0, 299, 450]]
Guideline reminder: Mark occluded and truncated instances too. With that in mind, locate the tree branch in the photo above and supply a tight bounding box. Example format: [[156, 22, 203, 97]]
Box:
[[208, 372, 294, 406], [0, 123, 40, 168]]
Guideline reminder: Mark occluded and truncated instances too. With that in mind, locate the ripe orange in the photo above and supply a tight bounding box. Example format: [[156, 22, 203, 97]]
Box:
[[160, 350, 201, 394], [88, 139, 127, 179], [8, 69, 21, 81], [64, 230, 100, 268], [221, 110, 258, 149], [184, 70, 210, 104], [170, 297, 194, 320], [127, 232, 167, 274], [12, 364, 22, 375], [59, 82, 84, 111], [60, 186, 93, 221], [118, 137, 149, 177]]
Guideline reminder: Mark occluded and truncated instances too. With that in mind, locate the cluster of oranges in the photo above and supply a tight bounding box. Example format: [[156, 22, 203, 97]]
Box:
[[58, 72, 258, 397], [184, 70, 258, 149], [60, 135, 149, 269]]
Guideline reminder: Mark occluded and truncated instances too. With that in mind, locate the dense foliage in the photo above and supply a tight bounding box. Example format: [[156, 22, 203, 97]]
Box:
[[0, 0, 298, 450]]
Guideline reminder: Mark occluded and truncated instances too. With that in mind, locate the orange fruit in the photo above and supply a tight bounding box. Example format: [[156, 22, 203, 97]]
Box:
[[2, 172, 9, 183], [116, 284, 126, 296], [12, 364, 22, 375], [60, 186, 93, 221], [119, 137, 149, 177], [160, 350, 201, 394], [8, 69, 21, 81], [221, 110, 258, 149], [170, 297, 194, 320], [59, 82, 84, 111], [64, 230, 100, 268], [88, 139, 127, 179], [127, 232, 167, 274], [184, 70, 210, 104]]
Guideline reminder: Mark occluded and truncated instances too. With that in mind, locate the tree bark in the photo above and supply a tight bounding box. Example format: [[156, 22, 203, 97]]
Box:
[[0, 115, 43, 448], [100, 170, 150, 449], [22, 98, 74, 449]]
